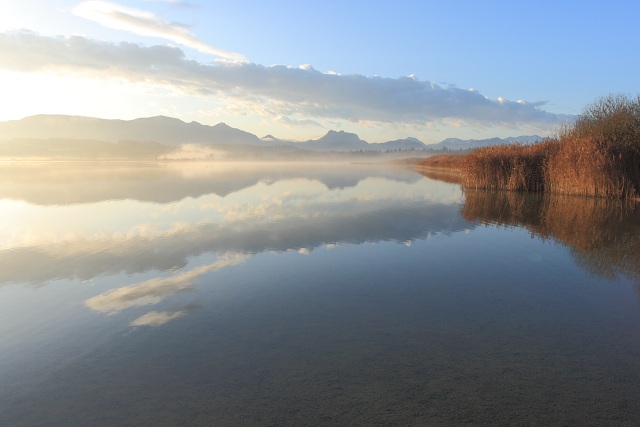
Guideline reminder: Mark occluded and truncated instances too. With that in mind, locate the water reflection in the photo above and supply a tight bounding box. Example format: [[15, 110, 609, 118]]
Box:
[[85, 253, 249, 315], [3, 164, 640, 425], [0, 161, 422, 205], [416, 168, 464, 186], [0, 162, 465, 286], [462, 189, 640, 285]]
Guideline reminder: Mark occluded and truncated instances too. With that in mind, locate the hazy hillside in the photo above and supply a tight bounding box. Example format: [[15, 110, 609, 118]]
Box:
[[430, 135, 544, 150], [0, 138, 173, 160], [0, 115, 263, 146], [376, 137, 426, 151]]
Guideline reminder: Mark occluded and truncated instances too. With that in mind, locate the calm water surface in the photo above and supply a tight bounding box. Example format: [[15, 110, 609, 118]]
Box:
[[1, 162, 640, 426]]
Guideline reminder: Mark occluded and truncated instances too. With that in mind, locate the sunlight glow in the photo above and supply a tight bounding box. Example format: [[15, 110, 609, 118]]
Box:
[[0, 70, 166, 121]]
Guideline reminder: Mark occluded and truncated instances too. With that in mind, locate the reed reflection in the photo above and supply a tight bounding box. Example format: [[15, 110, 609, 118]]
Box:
[[462, 189, 640, 285], [416, 168, 464, 186]]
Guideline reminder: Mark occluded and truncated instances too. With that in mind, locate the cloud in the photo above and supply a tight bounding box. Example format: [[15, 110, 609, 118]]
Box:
[[142, 0, 194, 5], [72, 1, 244, 61], [0, 30, 567, 129]]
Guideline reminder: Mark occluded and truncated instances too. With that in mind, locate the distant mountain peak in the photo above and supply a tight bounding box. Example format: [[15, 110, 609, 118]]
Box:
[[316, 130, 363, 142], [132, 115, 185, 125], [323, 129, 358, 137]]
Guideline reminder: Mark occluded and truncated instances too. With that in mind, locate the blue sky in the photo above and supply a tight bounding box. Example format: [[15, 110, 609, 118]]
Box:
[[1, 0, 638, 143]]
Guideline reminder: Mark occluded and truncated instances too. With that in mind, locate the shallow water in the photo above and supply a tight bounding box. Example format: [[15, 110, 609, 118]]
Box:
[[1, 162, 640, 425]]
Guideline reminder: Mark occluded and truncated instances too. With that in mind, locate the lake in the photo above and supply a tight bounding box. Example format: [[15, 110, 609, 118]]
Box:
[[1, 161, 640, 426]]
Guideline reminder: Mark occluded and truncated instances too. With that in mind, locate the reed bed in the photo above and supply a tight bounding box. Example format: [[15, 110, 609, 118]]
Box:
[[415, 154, 467, 171], [462, 140, 557, 192], [461, 94, 640, 198]]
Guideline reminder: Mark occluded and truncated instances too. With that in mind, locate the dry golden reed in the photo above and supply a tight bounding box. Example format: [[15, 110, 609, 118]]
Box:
[[460, 94, 640, 198], [462, 140, 557, 192], [415, 154, 467, 171]]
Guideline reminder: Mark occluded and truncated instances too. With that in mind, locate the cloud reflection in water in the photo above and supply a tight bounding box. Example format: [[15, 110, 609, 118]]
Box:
[[85, 252, 249, 314], [0, 163, 467, 326], [0, 165, 466, 285]]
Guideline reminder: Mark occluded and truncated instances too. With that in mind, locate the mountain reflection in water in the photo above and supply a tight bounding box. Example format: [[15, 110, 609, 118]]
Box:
[[0, 162, 465, 286], [0, 161, 422, 205]]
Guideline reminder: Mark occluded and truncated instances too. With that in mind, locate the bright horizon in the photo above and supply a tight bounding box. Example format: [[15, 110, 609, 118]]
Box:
[[1, 0, 639, 144]]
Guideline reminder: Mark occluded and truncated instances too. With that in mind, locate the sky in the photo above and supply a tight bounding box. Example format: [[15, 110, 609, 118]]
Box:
[[0, 0, 639, 144]]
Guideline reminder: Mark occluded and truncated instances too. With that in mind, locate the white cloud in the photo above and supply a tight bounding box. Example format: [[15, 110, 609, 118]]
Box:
[[0, 30, 568, 128], [72, 1, 245, 61], [142, 0, 193, 4]]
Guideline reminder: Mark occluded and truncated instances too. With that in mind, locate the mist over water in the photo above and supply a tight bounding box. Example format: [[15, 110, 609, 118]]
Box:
[[1, 162, 639, 425]]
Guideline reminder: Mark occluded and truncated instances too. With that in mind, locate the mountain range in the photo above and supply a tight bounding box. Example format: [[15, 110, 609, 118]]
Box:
[[262, 130, 428, 152], [0, 114, 544, 157]]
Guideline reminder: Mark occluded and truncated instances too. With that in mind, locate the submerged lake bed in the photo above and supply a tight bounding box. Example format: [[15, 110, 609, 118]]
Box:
[[1, 162, 640, 425]]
